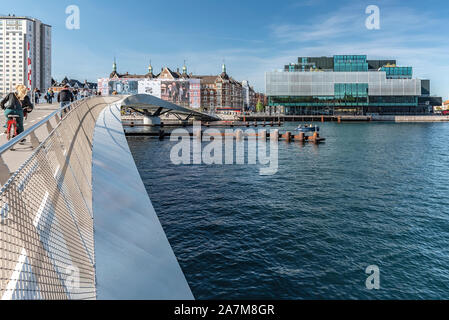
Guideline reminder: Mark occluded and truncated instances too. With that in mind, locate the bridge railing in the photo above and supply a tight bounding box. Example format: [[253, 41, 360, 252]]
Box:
[[0, 97, 93, 185], [0, 96, 116, 299], [0, 94, 193, 300]]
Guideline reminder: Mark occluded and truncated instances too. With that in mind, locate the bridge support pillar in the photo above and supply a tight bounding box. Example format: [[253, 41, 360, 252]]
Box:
[[143, 115, 161, 126]]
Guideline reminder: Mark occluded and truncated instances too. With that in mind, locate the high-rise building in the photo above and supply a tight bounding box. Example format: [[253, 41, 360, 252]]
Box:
[[268, 55, 442, 115], [0, 15, 51, 98]]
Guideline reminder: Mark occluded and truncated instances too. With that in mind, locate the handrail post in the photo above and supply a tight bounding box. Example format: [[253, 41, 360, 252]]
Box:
[[46, 120, 53, 133], [0, 155, 11, 186], [29, 131, 40, 148]]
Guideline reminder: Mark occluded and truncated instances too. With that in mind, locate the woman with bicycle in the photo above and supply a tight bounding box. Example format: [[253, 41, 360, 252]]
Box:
[[1, 84, 33, 140]]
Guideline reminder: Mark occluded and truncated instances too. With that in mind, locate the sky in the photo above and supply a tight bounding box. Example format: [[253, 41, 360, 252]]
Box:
[[3, 0, 449, 99]]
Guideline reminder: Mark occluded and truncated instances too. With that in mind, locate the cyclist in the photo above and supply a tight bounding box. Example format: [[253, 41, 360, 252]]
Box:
[[1, 84, 33, 139]]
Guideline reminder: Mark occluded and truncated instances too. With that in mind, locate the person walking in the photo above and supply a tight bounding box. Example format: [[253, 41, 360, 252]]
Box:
[[72, 89, 78, 101], [1, 84, 33, 139], [46, 89, 54, 104], [57, 84, 74, 117], [33, 88, 41, 104]]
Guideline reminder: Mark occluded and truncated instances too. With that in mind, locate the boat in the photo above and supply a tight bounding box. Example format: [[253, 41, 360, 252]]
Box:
[[296, 124, 319, 132]]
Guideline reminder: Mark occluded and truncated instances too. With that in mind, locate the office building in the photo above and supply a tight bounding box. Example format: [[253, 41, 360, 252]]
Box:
[[266, 55, 442, 115]]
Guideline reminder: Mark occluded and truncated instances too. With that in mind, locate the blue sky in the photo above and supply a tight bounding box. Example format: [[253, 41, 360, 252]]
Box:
[[4, 0, 449, 99]]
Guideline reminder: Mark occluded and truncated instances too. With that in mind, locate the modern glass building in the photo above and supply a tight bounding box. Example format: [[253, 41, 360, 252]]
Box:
[[266, 55, 442, 115]]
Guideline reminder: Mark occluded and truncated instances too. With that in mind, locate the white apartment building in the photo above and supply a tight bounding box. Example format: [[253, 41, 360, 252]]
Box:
[[0, 15, 51, 98]]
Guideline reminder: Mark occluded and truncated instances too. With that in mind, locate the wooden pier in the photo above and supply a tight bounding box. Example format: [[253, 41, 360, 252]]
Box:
[[125, 129, 325, 143]]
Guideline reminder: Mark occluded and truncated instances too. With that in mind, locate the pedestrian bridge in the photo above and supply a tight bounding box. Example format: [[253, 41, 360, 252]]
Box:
[[0, 95, 199, 299]]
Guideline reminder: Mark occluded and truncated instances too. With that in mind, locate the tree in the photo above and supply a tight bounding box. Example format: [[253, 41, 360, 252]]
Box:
[[256, 100, 264, 113]]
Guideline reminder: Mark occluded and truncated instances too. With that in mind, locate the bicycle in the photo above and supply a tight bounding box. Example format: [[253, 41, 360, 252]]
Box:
[[6, 114, 19, 141]]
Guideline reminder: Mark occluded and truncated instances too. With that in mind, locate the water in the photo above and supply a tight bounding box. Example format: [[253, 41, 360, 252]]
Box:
[[127, 122, 449, 299]]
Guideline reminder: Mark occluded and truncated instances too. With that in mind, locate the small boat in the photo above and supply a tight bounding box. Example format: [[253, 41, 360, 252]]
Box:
[[296, 124, 319, 132]]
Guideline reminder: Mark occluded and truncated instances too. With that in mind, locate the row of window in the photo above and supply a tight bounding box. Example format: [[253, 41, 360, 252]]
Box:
[[0, 20, 23, 25], [334, 55, 367, 62], [0, 26, 22, 30], [334, 83, 368, 98], [334, 63, 369, 72], [381, 66, 412, 76]]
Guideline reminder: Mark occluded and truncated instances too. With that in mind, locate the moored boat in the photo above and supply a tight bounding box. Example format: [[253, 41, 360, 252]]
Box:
[[296, 124, 319, 132]]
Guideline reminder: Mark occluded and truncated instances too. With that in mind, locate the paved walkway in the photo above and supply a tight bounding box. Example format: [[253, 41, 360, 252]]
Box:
[[0, 101, 60, 176]]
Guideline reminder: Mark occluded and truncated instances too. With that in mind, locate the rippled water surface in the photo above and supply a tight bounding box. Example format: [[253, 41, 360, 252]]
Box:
[[127, 122, 449, 299]]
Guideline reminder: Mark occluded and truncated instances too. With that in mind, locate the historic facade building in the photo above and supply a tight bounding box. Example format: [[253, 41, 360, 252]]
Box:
[[99, 60, 263, 113], [195, 64, 243, 113]]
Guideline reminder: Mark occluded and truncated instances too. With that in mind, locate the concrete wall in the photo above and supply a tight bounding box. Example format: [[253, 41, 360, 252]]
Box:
[[372, 115, 449, 122]]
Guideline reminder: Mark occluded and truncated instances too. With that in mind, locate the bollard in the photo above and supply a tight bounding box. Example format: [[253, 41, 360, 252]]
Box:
[[236, 129, 243, 141], [159, 130, 165, 140], [271, 129, 279, 142], [195, 129, 202, 140], [298, 132, 305, 141]]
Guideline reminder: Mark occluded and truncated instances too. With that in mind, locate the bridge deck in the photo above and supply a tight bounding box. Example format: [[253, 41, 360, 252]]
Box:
[[0, 102, 60, 173]]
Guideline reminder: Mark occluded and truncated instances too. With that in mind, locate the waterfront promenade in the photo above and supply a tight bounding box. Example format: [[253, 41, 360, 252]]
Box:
[[237, 113, 449, 122]]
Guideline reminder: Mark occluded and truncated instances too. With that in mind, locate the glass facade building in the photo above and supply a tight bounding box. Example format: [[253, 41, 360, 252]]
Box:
[[269, 55, 442, 115]]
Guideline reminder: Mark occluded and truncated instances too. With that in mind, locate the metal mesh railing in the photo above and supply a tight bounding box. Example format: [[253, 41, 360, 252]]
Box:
[[0, 96, 117, 300]]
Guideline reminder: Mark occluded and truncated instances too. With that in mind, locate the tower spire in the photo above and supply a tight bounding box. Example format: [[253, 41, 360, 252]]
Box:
[[222, 59, 226, 74], [148, 59, 153, 74], [182, 59, 187, 74], [112, 57, 117, 72]]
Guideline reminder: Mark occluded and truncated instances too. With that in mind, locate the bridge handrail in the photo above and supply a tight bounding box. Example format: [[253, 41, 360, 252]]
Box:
[[0, 97, 91, 156], [0, 96, 119, 299]]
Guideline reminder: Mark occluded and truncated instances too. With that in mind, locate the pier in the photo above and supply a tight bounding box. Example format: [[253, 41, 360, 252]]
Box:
[[125, 128, 325, 143]]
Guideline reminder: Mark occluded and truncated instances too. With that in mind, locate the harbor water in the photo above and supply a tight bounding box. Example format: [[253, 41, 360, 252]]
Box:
[[127, 122, 449, 299]]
